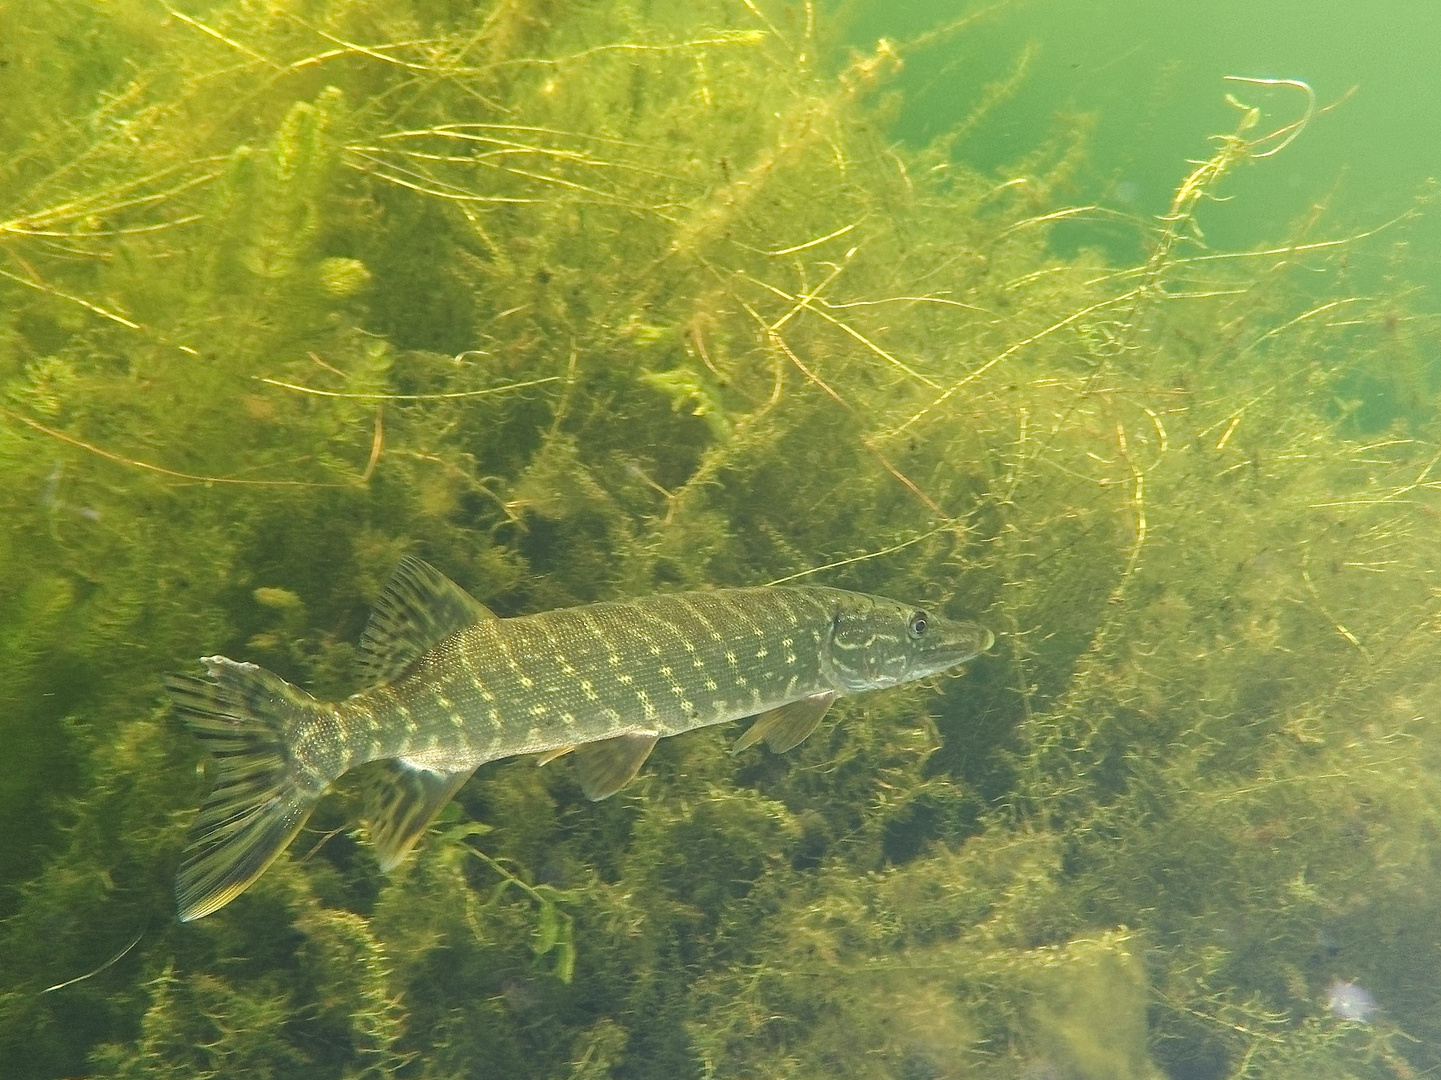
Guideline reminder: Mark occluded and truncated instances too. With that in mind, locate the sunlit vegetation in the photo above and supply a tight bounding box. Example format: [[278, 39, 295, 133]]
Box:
[[1, 2, 1438, 1077]]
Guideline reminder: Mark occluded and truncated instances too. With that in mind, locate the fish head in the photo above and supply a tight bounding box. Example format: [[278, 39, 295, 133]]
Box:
[[823, 592, 993, 693]]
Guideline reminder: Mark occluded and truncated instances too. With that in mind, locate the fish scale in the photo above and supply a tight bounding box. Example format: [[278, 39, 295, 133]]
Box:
[[167, 558, 992, 920], [368, 588, 835, 766]]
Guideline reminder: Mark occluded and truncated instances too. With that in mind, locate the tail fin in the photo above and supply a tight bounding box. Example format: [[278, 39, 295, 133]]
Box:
[[165, 656, 328, 921]]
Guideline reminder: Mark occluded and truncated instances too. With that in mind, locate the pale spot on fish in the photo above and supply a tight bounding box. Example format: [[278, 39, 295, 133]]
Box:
[[635, 688, 656, 720]]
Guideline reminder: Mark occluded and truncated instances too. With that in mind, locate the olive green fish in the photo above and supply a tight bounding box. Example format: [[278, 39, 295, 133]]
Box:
[[168, 558, 992, 921]]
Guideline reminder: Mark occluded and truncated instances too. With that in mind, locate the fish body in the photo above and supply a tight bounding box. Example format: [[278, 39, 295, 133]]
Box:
[[168, 558, 992, 920]]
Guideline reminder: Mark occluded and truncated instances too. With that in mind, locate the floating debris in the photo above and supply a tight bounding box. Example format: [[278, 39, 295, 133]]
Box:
[[1325, 979, 1379, 1023]]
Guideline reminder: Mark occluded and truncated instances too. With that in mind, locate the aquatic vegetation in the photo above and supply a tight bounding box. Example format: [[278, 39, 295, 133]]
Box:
[[1, 1, 1439, 1078]]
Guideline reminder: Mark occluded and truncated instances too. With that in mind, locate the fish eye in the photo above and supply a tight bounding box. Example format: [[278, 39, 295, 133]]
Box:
[[908, 611, 928, 637]]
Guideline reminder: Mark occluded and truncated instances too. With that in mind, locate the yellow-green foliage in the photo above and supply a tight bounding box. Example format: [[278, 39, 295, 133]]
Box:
[[1, 2, 1437, 1079]]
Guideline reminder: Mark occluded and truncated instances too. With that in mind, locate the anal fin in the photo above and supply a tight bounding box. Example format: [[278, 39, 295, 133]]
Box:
[[731, 691, 837, 755], [574, 732, 659, 800], [365, 760, 476, 871]]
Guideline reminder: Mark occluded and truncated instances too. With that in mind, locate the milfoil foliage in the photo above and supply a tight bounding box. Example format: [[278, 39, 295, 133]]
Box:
[[0, 2, 1438, 1078]]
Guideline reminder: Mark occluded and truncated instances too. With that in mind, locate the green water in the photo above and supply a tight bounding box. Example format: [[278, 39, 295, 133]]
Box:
[[0, 2, 1437, 1077], [852, 0, 1441, 276]]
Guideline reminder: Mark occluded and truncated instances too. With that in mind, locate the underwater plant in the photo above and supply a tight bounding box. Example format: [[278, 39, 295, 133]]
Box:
[[1, 2, 1438, 1079]]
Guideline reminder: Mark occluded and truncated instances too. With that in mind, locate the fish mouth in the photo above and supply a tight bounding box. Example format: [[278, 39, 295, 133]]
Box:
[[922, 620, 994, 676], [947, 621, 994, 660]]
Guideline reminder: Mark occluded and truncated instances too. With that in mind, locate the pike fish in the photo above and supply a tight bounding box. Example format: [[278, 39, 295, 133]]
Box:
[[168, 557, 993, 920]]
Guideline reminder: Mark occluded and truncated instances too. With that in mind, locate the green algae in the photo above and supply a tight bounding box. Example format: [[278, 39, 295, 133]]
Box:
[[1, 2, 1439, 1078]]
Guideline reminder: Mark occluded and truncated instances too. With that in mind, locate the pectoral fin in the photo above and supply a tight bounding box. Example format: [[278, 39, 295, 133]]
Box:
[[366, 760, 476, 871], [731, 691, 838, 755], [574, 732, 659, 800]]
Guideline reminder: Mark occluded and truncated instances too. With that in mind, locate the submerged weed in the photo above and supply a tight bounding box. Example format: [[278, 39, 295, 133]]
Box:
[[0, 2, 1437, 1079]]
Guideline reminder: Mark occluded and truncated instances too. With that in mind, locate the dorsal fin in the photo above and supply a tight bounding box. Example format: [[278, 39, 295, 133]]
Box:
[[358, 557, 496, 683]]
